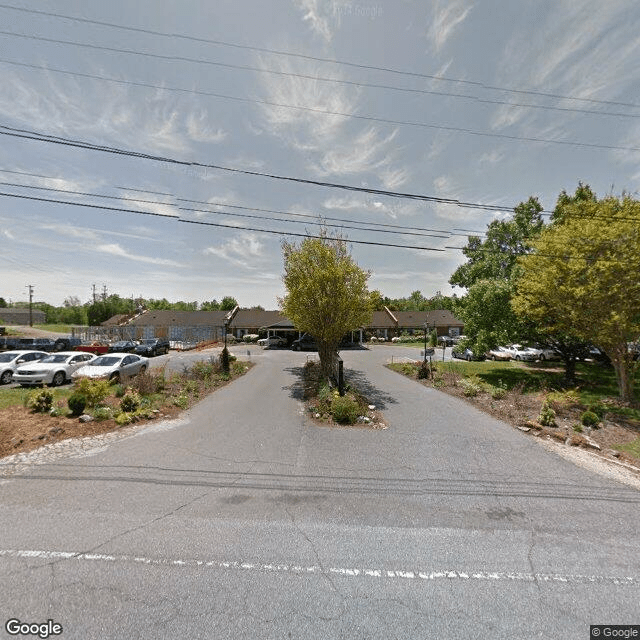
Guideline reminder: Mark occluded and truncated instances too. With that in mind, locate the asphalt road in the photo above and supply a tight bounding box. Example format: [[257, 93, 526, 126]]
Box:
[[1, 346, 638, 639]]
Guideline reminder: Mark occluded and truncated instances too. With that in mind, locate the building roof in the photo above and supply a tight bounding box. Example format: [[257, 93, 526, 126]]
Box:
[[394, 310, 464, 328], [229, 309, 287, 329], [127, 309, 229, 326]]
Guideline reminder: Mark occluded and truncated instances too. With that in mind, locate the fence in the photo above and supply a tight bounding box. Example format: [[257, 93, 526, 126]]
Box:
[[71, 325, 224, 350]]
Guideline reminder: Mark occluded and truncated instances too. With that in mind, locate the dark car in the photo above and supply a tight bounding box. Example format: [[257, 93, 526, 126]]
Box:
[[438, 336, 455, 347], [53, 337, 82, 352], [0, 337, 19, 351], [134, 338, 170, 357], [452, 346, 485, 361], [108, 340, 138, 353], [32, 338, 57, 352], [291, 334, 317, 351]]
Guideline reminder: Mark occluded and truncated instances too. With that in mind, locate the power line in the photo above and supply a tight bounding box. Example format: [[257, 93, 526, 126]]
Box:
[[1, 2, 638, 111], [0, 124, 535, 209], [0, 191, 449, 252], [2, 56, 639, 122]]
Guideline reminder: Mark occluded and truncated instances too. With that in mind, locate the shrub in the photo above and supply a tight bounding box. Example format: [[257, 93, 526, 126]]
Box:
[[93, 406, 113, 421], [547, 389, 581, 411], [171, 394, 189, 409], [120, 390, 141, 413], [587, 402, 607, 419], [573, 424, 583, 433], [581, 410, 600, 427], [68, 392, 87, 416], [538, 400, 557, 427], [330, 393, 361, 424], [115, 411, 133, 426], [461, 376, 482, 397], [73, 378, 111, 407], [113, 384, 126, 398], [191, 358, 219, 381], [27, 389, 54, 413], [417, 361, 431, 379]]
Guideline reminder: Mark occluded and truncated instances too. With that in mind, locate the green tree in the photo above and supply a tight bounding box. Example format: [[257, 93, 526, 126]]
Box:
[[513, 194, 640, 403], [449, 197, 544, 354], [220, 296, 238, 311], [0, 297, 7, 307], [280, 231, 372, 381]]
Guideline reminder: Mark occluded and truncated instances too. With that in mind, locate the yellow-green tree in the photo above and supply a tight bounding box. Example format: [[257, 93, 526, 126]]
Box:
[[513, 195, 640, 403], [280, 232, 372, 381]]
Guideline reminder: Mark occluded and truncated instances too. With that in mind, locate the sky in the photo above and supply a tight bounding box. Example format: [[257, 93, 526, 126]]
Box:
[[2, 0, 640, 309]]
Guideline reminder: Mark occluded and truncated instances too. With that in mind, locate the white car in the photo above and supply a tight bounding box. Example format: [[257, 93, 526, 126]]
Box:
[[72, 353, 149, 383], [0, 350, 49, 385], [14, 351, 96, 387], [505, 344, 537, 361], [528, 345, 561, 361], [486, 346, 512, 361], [257, 336, 287, 348]]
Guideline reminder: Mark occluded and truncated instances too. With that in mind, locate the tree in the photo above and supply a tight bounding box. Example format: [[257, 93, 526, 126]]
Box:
[[513, 194, 640, 403], [449, 197, 544, 354], [0, 297, 7, 308], [280, 231, 372, 381], [220, 296, 238, 311]]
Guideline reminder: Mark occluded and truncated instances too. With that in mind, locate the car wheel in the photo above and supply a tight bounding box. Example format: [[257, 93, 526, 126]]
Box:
[[466, 354, 471, 362], [515, 355, 521, 361], [491, 355, 496, 361], [52, 371, 66, 387], [0, 370, 12, 384], [539, 354, 545, 361], [109, 372, 120, 383]]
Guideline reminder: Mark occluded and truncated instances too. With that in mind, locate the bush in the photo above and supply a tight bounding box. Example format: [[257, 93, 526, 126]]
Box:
[[461, 376, 482, 397], [581, 410, 600, 427], [93, 406, 113, 421], [73, 378, 111, 407], [27, 389, 54, 413], [113, 384, 126, 398], [120, 390, 141, 413], [330, 393, 361, 424], [587, 402, 607, 419], [573, 424, 583, 433], [417, 360, 431, 379], [538, 400, 557, 427], [171, 394, 189, 409], [68, 392, 87, 416], [115, 411, 133, 426], [191, 358, 219, 381]]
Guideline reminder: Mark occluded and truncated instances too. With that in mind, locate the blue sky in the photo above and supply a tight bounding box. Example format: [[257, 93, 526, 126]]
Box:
[[2, 1, 640, 308]]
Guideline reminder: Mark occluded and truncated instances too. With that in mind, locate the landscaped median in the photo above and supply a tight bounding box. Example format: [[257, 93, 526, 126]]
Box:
[[0, 354, 253, 458], [386, 358, 640, 469]]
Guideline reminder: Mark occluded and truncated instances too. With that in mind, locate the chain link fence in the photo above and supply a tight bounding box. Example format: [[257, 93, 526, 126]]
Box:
[[71, 325, 224, 350]]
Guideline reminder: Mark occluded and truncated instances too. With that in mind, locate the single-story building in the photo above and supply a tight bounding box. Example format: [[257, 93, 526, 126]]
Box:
[[0, 307, 46, 325]]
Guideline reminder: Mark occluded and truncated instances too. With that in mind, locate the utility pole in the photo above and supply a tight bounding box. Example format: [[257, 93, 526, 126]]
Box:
[[92, 284, 97, 304], [102, 284, 108, 301], [27, 284, 34, 327]]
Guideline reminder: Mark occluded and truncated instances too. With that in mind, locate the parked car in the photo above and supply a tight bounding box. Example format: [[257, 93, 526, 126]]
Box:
[[0, 350, 49, 384], [72, 353, 149, 383], [108, 340, 138, 353], [452, 346, 484, 361], [53, 337, 82, 352], [505, 344, 537, 362], [258, 335, 287, 348], [291, 334, 317, 351], [14, 351, 96, 387], [0, 337, 20, 352], [529, 345, 561, 361], [486, 346, 512, 361], [134, 338, 170, 357], [438, 336, 455, 347]]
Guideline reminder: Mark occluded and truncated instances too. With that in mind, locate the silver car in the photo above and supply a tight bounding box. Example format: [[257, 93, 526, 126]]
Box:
[[14, 351, 96, 387], [0, 350, 49, 385], [72, 353, 149, 383]]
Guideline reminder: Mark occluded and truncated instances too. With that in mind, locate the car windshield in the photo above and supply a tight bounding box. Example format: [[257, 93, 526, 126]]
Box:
[[90, 356, 120, 367], [40, 355, 69, 364], [0, 353, 20, 362]]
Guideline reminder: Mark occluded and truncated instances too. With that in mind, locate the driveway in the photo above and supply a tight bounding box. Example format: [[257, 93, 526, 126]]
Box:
[[1, 346, 638, 639]]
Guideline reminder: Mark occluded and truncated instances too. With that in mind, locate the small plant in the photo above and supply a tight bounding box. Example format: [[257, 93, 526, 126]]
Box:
[[27, 388, 54, 413], [93, 406, 113, 421], [120, 390, 141, 413], [115, 412, 133, 426], [330, 393, 361, 424], [587, 402, 607, 420], [68, 392, 87, 416], [113, 384, 126, 398], [73, 378, 111, 407], [183, 380, 200, 395], [171, 393, 189, 409], [461, 376, 482, 397], [580, 410, 600, 428], [417, 360, 431, 379], [538, 400, 557, 427], [573, 424, 583, 433]]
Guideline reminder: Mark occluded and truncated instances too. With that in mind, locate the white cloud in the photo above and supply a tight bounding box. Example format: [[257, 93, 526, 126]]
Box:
[[294, 0, 340, 43], [96, 243, 183, 267], [427, 1, 473, 52], [2, 229, 15, 240], [186, 111, 228, 144], [203, 234, 265, 269]]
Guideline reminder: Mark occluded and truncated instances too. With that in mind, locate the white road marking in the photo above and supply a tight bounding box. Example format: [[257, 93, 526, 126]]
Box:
[[0, 549, 636, 586]]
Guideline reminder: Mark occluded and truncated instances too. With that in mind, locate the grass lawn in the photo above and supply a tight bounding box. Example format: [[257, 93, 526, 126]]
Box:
[[33, 324, 76, 334], [0, 386, 74, 410]]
